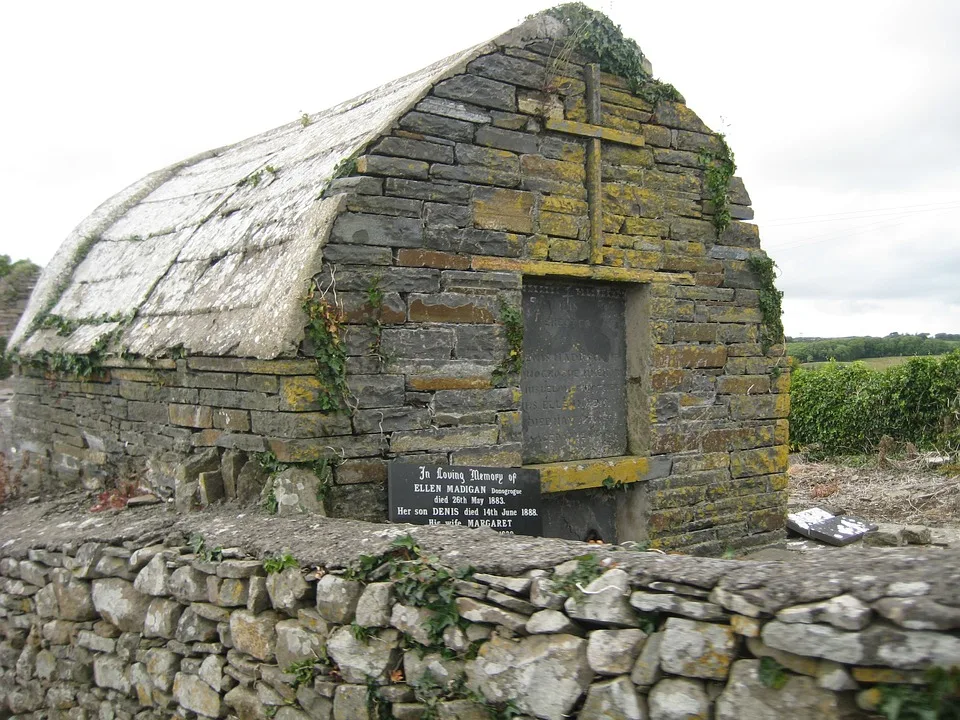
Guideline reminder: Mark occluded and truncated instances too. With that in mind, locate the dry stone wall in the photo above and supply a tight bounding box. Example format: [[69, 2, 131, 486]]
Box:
[[9, 40, 788, 552], [0, 505, 958, 720]]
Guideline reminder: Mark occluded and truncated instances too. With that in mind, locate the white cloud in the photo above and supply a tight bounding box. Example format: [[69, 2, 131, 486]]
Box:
[[2, 0, 958, 337]]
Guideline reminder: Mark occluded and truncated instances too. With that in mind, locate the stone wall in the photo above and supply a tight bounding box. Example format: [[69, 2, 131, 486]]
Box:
[[10, 39, 788, 552], [0, 263, 40, 341], [0, 505, 958, 720]]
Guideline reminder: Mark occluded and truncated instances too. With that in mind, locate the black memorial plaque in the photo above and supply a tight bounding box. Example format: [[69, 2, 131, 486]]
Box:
[[388, 462, 542, 536], [521, 281, 627, 463]]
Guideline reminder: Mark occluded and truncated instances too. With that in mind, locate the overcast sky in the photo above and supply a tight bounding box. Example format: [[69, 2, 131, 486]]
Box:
[[3, 1, 958, 338]]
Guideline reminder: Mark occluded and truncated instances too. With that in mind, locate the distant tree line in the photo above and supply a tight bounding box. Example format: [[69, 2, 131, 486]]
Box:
[[787, 333, 960, 363]]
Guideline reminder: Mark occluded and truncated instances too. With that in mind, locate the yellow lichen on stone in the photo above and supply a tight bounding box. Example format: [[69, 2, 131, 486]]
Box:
[[473, 188, 535, 234], [279, 376, 324, 412], [532, 456, 652, 494]]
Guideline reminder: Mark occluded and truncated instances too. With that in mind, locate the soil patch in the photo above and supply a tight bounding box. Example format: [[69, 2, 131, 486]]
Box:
[[789, 457, 960, 528]]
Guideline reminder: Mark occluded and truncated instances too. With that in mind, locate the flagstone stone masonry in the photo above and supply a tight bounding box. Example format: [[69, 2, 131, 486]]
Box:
[[7, 12, 788, 552], [0, 505, 958, 720]]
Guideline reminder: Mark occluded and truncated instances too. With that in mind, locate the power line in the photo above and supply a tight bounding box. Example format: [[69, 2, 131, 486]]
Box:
[[765, 205, 960, 251], [761, 200, 960, 227]]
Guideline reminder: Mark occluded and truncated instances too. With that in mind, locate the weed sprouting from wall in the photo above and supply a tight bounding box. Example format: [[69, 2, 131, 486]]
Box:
[[746, 255, 784, 354], [493, 298, 523, 386], [700, 134, 737, 239]]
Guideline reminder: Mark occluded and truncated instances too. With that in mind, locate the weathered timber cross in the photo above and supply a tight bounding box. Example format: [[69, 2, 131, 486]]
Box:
[[543, 63, 646, 264]]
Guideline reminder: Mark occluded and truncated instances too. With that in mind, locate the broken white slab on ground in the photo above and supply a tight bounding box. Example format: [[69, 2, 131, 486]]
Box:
[[787, 507, 878, 546]]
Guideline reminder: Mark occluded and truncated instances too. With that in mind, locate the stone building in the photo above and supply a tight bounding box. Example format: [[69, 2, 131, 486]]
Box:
[[8, 8, 788, 553]]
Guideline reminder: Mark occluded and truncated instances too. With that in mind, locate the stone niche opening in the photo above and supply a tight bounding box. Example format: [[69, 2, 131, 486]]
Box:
[[520, 277, 651, 543]]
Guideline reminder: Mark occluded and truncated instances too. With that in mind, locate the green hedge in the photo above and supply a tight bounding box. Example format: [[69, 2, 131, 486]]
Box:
[[790, 350, 960, 455]]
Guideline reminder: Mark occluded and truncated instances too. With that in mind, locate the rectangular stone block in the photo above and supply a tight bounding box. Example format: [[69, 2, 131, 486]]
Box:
[[127, 401, 169, 423], [381, 328, 455, 360], [390, 425, 499, 452], [169, 404, 214, 429], [356, 155, 429, 180], [336, 267, 440, 294], [334, 458, 387, 485], [653, 345, 727, 369], [475, 125, 538, 155], [425, 202, 471, 228], [267, 435, 384, 462], [186, 358, 317, 375], [323, 243, 394, 266], [384, 178, 471, 203], [473, 187, 535, 233], [434, 74, 517, 111], [729, 445, 789, 479], [423, 227, 522, 257], [398, 111, 476, 142], [178, 371, 237, 390], [729, 394, 790, 420], [397, 249, 471, 270], [353, 407, 432, 434], [408, 293, 498, 323], [236, 374, 277, 393], [329, 212, 423, 248], [212, 409, 250, 433], [716, 375, 771, 395], [249, 411, 351, 438], [433, 388, 519, 413], [372, 136, 455, 164], [198, 390, 279, 412], [346, 375, 405, 409]]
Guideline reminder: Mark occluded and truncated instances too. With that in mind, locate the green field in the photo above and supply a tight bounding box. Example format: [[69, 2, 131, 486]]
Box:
[[800, 355, 921, 370]]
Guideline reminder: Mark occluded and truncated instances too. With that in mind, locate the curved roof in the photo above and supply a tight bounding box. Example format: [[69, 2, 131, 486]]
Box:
[[12, 15, 566, 360]]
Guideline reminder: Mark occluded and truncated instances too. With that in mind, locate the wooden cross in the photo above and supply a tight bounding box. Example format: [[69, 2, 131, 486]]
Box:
[[543, 64, 646, 264]]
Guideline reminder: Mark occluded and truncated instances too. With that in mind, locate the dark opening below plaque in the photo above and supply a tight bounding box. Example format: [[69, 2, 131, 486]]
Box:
[[388, 462, 542, 536], [521, 281, 627, 464]]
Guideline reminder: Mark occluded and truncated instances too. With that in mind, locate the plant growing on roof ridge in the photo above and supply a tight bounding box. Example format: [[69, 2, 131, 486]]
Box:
[[746, 254, 784, 353], [699, 133, 737, 238], [302, 278, 349, 412], [542, 3, 684, 103]]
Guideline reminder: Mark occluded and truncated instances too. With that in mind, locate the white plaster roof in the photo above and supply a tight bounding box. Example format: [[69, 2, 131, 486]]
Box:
[[12, 15, 566, 359]]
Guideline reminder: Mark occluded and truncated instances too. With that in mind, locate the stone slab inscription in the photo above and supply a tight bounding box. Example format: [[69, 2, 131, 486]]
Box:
[[521, 281, 627, 464], [388, 462, 542, 536]]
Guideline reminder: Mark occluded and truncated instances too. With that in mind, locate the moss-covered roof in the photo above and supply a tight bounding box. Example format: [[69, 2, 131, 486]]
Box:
[[12, 14, 568, 360]]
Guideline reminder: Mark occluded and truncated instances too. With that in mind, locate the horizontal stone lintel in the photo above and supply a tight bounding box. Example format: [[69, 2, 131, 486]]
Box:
[[530, 454, 671, 494], [470, 256, 694, 285], [544, 118, 646, 147]]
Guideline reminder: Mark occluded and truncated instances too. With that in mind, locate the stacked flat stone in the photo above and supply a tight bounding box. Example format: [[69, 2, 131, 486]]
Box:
[[11, 24, 787, 554], [1, 527, 958, 720]]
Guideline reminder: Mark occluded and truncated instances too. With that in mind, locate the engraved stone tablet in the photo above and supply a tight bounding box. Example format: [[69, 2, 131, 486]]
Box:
[[521, 281, 627, 463]]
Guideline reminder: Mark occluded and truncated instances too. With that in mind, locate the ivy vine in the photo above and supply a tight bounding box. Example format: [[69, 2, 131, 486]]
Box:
[[700, 133, 737, 238], [302, 282, 349, 411], [543, 3, 683, 103], [746, 255, 784, 353]]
